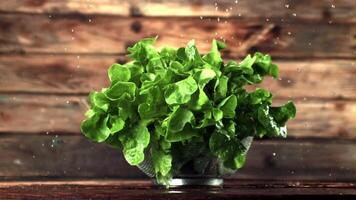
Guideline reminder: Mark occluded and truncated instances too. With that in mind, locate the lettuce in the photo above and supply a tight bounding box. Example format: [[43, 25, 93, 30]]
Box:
[[81, 38, 296, 186]]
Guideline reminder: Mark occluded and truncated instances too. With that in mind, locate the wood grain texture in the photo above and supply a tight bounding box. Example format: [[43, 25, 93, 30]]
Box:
[[0, 180, 355, 199], [1, 55, 355, 100], [0, 0, 354, 21], [0, 135, 355, 181], [0, 94, 355, 138], [0, 14, 354, 58]]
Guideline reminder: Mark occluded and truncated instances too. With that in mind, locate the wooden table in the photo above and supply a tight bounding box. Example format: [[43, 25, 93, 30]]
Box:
[[1, 179, 355, 199]]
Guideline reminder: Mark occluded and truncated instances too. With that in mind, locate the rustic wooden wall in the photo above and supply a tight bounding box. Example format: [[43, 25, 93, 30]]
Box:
[[0, 0, 355, 181]]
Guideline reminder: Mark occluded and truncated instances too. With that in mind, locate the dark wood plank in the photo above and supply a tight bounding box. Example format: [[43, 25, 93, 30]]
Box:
[[0, 93, 355, 138], [0, 180, 355, 199], [0, 14, 354, 58], [0, 135, 355, 180], [1, 55, 355, 100], [0, 0, 354, 22]]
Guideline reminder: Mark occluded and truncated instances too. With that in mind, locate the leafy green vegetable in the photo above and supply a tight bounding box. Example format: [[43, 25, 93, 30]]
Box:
[[119, 122, 150, 165], [164, 76, 198, 105], [81, 38, 296, 186]]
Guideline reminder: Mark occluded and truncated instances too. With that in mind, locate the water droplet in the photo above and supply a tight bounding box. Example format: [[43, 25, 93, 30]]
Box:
[[331, 4, 335, 8], [13, 159, 22, 165], [287, 32, 292, 35], [287, 79, 291, 83], [217, 17, 220, 22], [66, 100, 70, 104], [200, 16, 203, 20], [272, 152, 276, 156], [46, 131, 49, 135], [235, 0, 238, 4], [266, 18, 269, 22], [71, 29, 75, 32], [285, 4, 290, 8], [88, 19, 92, 22], [292, 13, 297, 17]]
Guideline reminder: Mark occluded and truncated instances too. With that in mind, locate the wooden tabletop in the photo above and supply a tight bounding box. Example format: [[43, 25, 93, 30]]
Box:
[[0, 179, 355, 199]]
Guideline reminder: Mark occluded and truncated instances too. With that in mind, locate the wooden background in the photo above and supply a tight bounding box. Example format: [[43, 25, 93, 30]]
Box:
[[0, 0, 355, 183]]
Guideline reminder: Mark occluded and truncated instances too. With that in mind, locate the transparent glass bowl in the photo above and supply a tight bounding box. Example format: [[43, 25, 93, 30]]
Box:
[[138, 136, 253, 186]]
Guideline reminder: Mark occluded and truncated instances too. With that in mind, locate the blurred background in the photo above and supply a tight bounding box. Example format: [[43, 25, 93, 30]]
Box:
[[0, 0, 355, 181]]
